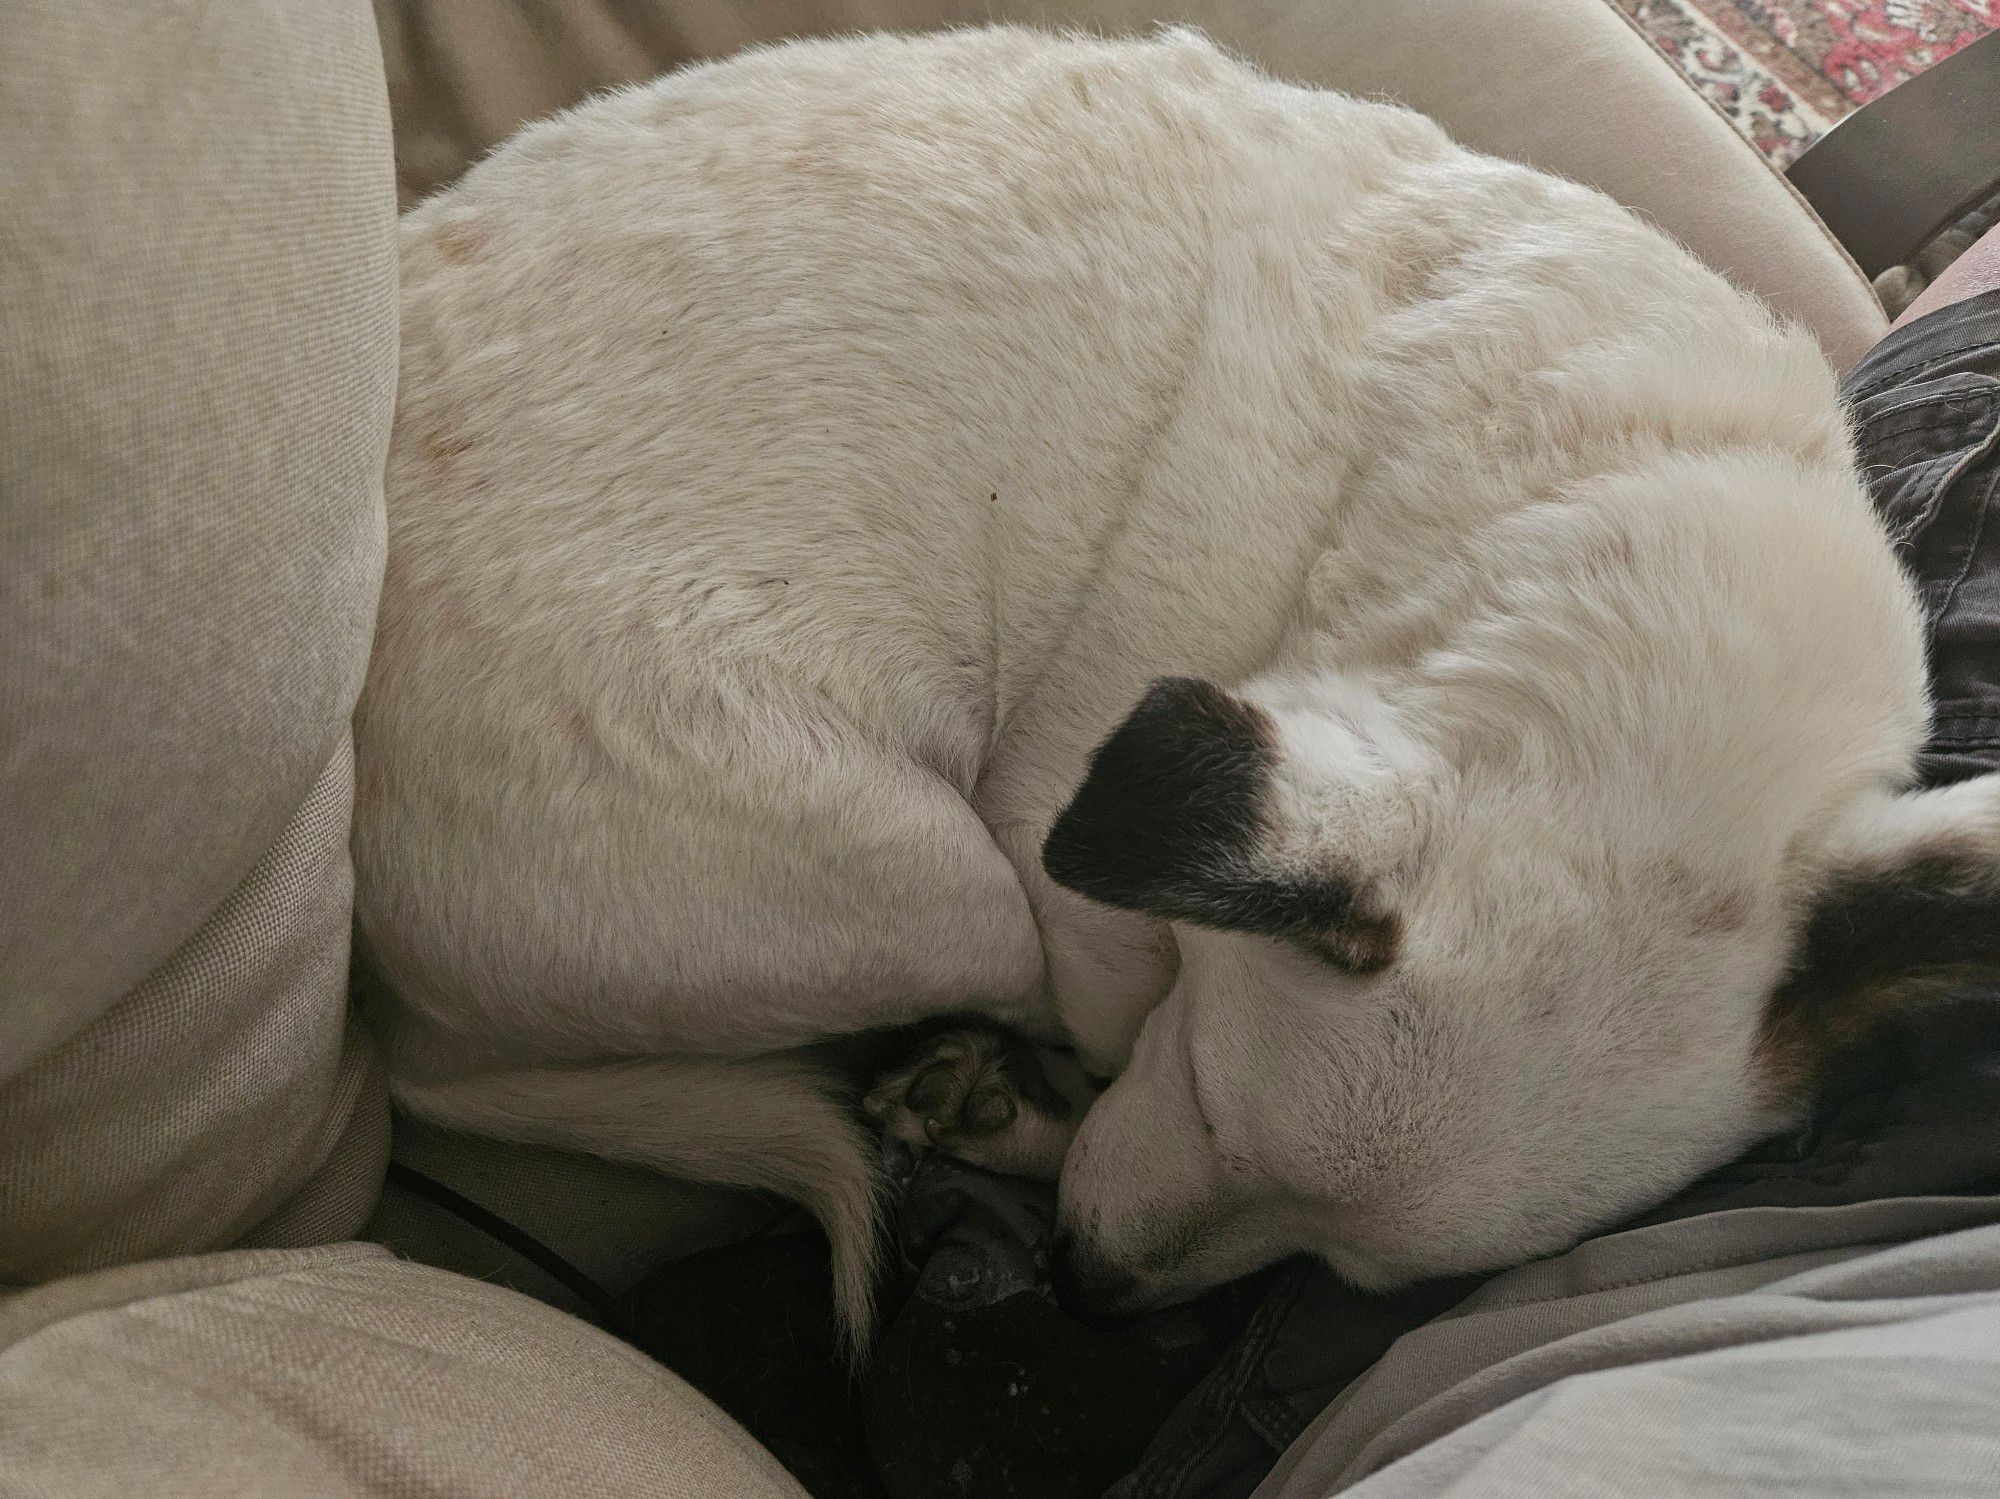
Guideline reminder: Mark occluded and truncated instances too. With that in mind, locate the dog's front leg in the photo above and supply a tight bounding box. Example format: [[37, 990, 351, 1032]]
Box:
[[863, 1018, 1098, 1180]]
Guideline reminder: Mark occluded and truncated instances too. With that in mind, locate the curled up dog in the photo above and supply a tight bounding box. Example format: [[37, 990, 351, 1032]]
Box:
[[352, 27, 2000, 1355]]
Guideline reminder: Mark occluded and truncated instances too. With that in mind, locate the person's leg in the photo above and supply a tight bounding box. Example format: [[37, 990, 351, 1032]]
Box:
[[1892, 220, 2000, 328], [1842, 227, 2000, 791]]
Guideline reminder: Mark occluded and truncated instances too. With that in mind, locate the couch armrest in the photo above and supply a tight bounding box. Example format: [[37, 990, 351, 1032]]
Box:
[[1786, 29, 2000, 279]]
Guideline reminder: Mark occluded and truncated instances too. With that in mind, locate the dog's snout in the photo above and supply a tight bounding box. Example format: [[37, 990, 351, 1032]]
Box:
[[1050, 1230, 1143, 1323]]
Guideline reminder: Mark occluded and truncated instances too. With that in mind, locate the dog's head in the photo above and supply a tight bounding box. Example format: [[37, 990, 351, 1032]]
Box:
[[1043, 675, 2000, 1317]]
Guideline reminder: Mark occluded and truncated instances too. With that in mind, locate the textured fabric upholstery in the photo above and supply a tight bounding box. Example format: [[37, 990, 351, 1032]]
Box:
[[0, 0, 398, 1279], [0, 1244, 808, 1498]]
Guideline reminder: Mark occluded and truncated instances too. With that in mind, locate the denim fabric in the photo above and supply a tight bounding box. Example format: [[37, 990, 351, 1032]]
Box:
[[1842, 287, 2000, 787]]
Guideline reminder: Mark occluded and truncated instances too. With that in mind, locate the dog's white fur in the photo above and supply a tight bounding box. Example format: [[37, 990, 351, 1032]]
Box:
[[355, 27, 1999, 1341]]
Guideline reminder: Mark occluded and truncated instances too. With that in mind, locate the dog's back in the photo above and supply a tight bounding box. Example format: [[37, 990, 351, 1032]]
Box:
[[361, 28, 1472, 1060]]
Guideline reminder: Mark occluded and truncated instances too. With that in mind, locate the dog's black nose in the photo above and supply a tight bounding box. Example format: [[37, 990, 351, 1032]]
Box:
[[1050, 1230, 1143, 1324]]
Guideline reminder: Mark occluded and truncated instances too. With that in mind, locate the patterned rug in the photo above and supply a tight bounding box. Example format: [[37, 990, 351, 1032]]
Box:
[[1614, 0, 1995, 165]]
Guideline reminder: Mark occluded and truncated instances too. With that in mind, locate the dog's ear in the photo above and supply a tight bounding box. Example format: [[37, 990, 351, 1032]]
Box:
[[1041, 677, 1399, 972], [1763, 773, 2000, 1095]]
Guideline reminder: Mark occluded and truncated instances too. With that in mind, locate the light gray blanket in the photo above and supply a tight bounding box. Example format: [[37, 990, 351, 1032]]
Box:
[[1263, 1204, 2000, 1497]]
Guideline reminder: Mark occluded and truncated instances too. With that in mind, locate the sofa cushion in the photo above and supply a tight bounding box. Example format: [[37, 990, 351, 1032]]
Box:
[[0, 0, 397, 1277], [0, 1244, 807, 1498]]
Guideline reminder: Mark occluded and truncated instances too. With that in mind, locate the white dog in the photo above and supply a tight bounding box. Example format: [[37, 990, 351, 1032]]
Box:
[[354, 26, 2000, 1349]]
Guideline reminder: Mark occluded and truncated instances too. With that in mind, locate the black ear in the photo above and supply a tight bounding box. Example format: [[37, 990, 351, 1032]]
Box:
[[1041, 677, 1397, 971], [1762, 784, 2000, 1096]]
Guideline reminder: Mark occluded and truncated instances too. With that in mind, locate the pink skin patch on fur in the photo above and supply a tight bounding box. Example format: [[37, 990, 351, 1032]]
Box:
[[432, 221, 488, 264]]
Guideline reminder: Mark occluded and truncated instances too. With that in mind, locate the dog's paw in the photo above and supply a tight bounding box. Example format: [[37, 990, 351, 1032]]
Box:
[[863, 1021, 1089, 1181]]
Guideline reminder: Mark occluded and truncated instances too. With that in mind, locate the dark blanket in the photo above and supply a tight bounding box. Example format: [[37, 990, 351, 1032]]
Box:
[[626, 288, 2000, 1499]]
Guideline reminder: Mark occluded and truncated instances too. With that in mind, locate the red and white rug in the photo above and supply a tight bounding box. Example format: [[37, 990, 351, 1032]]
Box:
[[1614, 0, 1995, 164]]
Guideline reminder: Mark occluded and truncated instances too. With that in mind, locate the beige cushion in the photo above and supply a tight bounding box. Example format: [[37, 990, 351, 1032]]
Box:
[[380, 0, 1885, 368], [378, 0, 934, 205], [0, 1244, 807, 1498], [0, 1, 397, 1278]]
